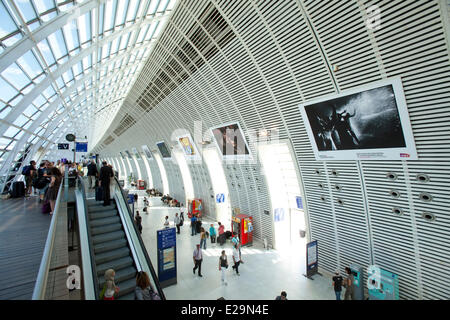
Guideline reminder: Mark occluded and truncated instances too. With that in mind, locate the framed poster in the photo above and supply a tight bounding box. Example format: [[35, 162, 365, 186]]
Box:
[[176, 133, 201, 160], [299, 78, 418, 160], [156, 141, 171, 159], [132, 147, 141, 160], [141, 145, 153, 160], [210, 122, 252, 160]]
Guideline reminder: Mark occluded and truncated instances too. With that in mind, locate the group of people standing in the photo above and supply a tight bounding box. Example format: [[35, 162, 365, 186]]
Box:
[[22, 160, 63, 215]]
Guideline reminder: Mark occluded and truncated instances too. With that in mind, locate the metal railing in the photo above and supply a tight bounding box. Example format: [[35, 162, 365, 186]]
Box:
[[31, 170, 66, 300], [112, 176, 166, 300], [75, 176, 98, 300]]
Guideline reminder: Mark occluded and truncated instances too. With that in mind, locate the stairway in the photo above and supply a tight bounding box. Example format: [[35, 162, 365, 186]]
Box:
[[87, 199, 137, 300]]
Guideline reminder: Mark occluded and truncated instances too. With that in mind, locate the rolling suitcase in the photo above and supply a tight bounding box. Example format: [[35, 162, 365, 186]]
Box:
[[95, 186, 103, 201], [11, 181, 25, 198]]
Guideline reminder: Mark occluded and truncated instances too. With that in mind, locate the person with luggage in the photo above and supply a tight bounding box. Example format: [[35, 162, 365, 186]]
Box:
[[193, 244, 203, 277], [209, 224, 217, 244], [98, 161, 113, 206], [218, 250, 229, 285], [44, 167, 62, 215], [332, 270, 344, 300], [135, 211, 143, 234], [87, 160, 98, 189], [174, 213, 181, 234], [36, 162, 50, 203], [217, 222, 225, 246]]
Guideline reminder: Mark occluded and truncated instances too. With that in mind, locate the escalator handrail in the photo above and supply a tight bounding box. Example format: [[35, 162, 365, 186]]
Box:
[[76, 176, 100, 300], [112, 176, 166, 300], [31, 172, 65, 300]]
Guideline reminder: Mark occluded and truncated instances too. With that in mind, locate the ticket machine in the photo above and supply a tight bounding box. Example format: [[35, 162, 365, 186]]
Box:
[[188, 198, 202, 218], [368, 267, 399, 300], [231, 214, 253, 247], [137, 180, 146, 190], [349, 264, 364, 300]]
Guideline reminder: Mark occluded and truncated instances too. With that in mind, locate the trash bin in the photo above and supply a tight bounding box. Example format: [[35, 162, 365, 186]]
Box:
[[299, 229, 306, 238]]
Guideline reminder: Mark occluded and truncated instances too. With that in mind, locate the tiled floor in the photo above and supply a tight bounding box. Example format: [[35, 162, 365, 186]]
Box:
[[132, 191, 334, 300]]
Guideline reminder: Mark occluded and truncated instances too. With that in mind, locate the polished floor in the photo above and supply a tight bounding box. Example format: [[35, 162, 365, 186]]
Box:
[[130, 190, 335, 300]]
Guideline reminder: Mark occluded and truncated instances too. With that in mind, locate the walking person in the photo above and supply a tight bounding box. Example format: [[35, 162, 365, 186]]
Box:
[[344, 267, 355, 300], [87, 160, 97, 189], [193, 244, 203, 277], [332, 270, 344, 300], [174, 213, 181, 234], [209, 224, 217, 244], [191, 214, 197, 236], [231, 244, 241, 276], [135, 211, 143, 234], [200, 227, 207, 249], [98, 161, 113, 206], [219, 250, 229, 285], [232, 232, 244, 263], [36, 162, 50, 203]]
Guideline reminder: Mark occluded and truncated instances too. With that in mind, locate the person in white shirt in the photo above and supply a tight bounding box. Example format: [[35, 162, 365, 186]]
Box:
[[232, 244, 240, 276], [164, 216, 170, 228], [174, 213, 181, 234], [193, 244, 203, 277]]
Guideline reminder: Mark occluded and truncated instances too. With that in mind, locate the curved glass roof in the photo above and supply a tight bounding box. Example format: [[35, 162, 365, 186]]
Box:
[[0, 0, 177, 191]]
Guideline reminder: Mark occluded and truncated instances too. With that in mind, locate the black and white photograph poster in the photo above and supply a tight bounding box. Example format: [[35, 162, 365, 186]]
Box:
[[299, 78, 418, 161]]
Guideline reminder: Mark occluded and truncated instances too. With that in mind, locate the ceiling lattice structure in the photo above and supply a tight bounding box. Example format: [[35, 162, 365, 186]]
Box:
[[0, 0, 177, 190]]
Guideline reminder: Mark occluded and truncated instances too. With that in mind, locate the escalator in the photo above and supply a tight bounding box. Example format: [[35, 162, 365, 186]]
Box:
[[75, 176, 165, 300], [87, 199, 138, 300]]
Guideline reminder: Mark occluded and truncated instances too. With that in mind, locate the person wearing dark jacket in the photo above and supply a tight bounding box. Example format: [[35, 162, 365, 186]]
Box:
[[87, 160, 98, 189], [98, 161, 113, 206]]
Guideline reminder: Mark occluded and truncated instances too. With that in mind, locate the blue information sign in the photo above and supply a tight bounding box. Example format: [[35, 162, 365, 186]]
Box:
[[127, 194, 134, 204], [296, 196, 303, 209], [75, 142, 88, 152], [157, 227, 177, 287], [305, 240, 319, 279], [216, 193, 225, 203]]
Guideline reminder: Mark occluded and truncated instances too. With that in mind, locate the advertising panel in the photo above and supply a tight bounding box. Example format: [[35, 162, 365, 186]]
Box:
[[299, 78, 418, 160]]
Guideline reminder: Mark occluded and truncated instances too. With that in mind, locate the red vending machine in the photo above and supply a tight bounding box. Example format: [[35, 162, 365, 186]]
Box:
[[231, 214, 253, 247], [187, 199, 203, 218], [137, 180, 146, 190]]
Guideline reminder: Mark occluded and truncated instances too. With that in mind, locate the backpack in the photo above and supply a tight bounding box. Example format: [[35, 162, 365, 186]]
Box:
[[22, 165, 31, 176]]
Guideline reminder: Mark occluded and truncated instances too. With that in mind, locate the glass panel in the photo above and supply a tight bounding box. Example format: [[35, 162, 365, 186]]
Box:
[[17, 51, 44, 82], [0, 2, 18, 39], [1, 63, 30, 90], [37, 39, 56, 66], [0, 77, 18, 102], [48, 29, 68, 61], [16, 0, 38, 23]]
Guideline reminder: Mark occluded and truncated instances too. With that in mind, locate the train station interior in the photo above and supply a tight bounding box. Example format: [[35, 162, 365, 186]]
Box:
[[0, 0, 449, 300]]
